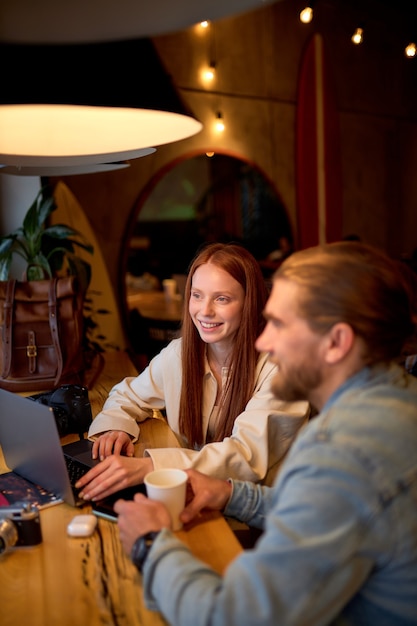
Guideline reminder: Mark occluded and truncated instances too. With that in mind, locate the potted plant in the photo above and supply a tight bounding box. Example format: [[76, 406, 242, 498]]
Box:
[[0, 186, 93, 286], [0, 186, 95, 391]]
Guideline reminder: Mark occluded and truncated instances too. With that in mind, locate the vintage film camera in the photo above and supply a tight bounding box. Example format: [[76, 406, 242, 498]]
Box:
[[0, 502, 42, 555]]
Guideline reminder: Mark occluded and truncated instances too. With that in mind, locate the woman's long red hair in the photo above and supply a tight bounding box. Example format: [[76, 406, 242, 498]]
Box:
[[179, 243, 268, 447]]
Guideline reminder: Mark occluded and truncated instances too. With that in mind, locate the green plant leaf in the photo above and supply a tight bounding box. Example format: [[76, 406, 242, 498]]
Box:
[[37, 194, 56, 226], [43, 224, 81, 239], [27, 265, 50, 280], [0, 236, 16, 256], [0, 256, 12, 280], [26, 252, 53, 280], [23, 195, 44, 239], [65, 254, 92, 293]]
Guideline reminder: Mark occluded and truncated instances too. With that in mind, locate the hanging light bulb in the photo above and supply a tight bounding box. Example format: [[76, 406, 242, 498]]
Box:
[[214, 112, 225, 133], [299, 5, 313, 24], [202, 62, 216, 82], [200, 20, 210, 29], [405, 42, 417, 58], [351, 27, 364, 45]]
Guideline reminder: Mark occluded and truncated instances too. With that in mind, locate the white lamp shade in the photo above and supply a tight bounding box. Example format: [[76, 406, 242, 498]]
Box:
[[0, 161, 135, 176], [0, 0, 277, 43], [0, 38, 202, 168]]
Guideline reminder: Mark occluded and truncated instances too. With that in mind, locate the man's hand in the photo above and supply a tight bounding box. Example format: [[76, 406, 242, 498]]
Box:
[[115, 470, 233, 555], [180, 469, 233, 524], [75, 455, 154, 501], [115, 494, 172, 555], [91, 430, 135, 460]]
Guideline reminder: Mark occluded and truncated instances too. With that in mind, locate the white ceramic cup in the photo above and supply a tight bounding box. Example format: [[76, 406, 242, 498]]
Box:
[[162, 278, 177, 299], [144, 468, 188, 531]]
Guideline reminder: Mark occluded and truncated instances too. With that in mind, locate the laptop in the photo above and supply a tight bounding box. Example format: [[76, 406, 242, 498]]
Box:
[[0, 388, 145, 517]]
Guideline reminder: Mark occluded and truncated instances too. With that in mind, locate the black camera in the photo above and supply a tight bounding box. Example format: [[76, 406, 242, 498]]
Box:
[[0, 502, 42, 555], [28, 384, 93, 439]]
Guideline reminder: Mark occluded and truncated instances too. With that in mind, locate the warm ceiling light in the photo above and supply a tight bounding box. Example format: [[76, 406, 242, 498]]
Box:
[[0, 38, 202, 168], [200, 20, 210, 29], [299, 5, 313, 24], [405, 42, 416, 58], [351, 27, 364, 45]]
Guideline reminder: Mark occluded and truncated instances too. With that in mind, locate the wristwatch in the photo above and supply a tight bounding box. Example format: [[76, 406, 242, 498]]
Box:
[[131, 532, 160, 573]]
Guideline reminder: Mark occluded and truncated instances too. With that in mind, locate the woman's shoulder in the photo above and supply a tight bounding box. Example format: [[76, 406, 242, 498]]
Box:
[[154, 336, 183, 361], [256, 352, 278, 376], [144, 337, 183, 379]]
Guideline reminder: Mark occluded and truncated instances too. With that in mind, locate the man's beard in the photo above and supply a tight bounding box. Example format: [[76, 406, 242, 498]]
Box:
[[270, 363, 323, 403]]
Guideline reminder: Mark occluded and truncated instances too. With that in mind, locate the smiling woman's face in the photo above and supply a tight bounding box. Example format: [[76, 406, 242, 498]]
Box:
[[188, 262, 245, 348]]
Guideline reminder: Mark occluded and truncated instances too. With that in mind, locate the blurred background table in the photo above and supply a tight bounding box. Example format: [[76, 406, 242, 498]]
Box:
[[126, 291, 183, 361], [126, 289, 183, 322]]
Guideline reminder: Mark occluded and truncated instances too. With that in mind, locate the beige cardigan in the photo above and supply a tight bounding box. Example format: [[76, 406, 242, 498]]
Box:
[[88, 338, 309, 484]]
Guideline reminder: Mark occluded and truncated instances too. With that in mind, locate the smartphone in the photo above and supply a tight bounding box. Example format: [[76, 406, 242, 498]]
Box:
[[92, 484, 147, 522]]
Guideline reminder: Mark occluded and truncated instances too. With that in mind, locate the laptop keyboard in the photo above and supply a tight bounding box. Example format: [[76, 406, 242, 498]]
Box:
[[64, 455, 89, 486]]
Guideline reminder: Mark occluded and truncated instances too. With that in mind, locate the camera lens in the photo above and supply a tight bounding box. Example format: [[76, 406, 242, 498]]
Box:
[[0, 517, 18, 554]]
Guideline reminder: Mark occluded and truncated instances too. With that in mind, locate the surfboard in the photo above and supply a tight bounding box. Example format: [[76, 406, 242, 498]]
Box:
[[51, 181, 128, 352], [296, 32, 343, 249]]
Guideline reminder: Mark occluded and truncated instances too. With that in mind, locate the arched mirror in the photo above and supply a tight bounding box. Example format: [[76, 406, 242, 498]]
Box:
[[122, 152, 294, 360]]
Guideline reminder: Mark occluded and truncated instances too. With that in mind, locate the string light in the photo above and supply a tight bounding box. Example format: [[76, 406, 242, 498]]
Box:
[[351, 27, 364, 45], [195, 19, 224, 132], [299, 5, 313, 24], [214, 112, 225, 133], [202, 62, 216, 83], [405, 42, 416, 58], [297, 6, 412, 60]]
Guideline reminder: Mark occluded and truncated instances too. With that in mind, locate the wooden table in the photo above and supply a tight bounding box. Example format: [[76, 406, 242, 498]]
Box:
[[0, 351, 242, 626]]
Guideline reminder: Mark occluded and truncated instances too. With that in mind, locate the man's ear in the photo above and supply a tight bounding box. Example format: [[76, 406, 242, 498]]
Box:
[[324, 322, 355, 364]]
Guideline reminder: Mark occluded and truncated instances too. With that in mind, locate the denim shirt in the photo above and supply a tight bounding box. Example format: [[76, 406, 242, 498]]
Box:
[[143, 363, 417, 626]]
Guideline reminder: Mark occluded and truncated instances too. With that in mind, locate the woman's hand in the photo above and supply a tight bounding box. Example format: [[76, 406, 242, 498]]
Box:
[[75, 455, 154, 501], [115, 494, 172, 555], [180, 469, 233, 524], [91, 430, 135, 460]]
